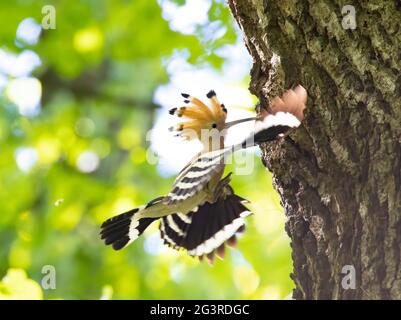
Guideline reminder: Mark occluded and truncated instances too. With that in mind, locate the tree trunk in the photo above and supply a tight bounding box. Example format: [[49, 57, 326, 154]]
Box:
[[228, 0, 401, 299]]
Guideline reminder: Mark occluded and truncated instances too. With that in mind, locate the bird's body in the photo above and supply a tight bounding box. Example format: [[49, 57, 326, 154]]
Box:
[[101, 86, 307, 262]]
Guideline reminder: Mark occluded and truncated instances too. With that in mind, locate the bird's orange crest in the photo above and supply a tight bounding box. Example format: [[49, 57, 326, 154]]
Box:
[[168, 90, 227, 141]]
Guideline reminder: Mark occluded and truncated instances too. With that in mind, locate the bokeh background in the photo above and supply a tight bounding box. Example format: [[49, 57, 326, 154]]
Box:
[[0, 0, 293, 299]]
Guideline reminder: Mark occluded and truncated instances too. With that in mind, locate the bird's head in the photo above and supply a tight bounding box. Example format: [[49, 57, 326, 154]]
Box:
[[169, 90, 256, 151]]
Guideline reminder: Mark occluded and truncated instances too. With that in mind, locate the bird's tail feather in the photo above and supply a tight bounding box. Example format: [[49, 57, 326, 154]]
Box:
[[100, 197, 164, 250]]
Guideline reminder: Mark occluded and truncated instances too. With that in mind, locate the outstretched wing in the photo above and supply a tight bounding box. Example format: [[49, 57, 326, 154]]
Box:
[[160, 192, 252, 263]]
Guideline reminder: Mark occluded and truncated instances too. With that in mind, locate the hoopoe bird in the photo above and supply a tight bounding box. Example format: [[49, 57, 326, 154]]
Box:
[[100, 86, 307, 263]]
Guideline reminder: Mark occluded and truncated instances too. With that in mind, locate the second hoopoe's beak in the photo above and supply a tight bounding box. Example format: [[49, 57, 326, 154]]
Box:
[[224, 117, 257, 129]]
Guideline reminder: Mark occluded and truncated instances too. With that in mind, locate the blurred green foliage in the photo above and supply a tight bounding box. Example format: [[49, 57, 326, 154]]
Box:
[[0, 0, 293, 299]]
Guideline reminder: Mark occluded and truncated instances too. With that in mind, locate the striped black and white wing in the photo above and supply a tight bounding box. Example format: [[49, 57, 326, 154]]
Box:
[[159, 211, 193, 249], [166, 148, 231, 204], [159, 193, 252, 262]]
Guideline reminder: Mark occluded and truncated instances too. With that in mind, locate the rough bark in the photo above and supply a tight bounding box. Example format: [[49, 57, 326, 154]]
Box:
[[228, 0, 401, 299]]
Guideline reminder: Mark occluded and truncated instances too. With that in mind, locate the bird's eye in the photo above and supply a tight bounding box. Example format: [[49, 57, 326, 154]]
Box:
[[212, 123, 217, 128]]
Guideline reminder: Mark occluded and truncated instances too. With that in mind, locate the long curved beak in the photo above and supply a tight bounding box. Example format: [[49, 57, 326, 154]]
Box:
[[224, 117, 257, 129]]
